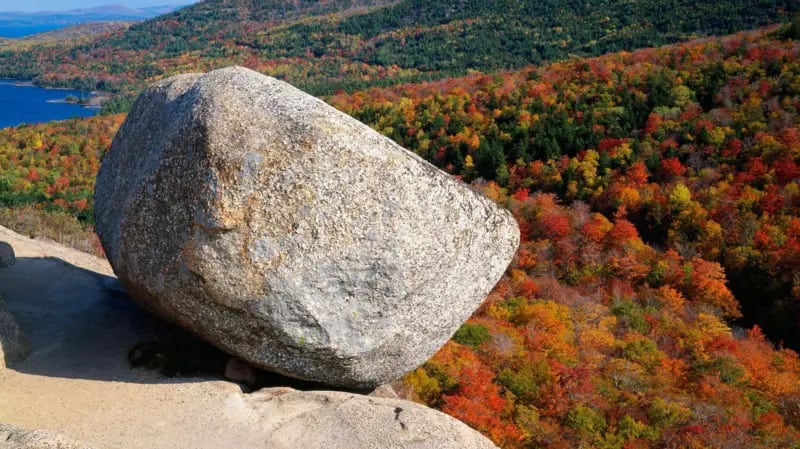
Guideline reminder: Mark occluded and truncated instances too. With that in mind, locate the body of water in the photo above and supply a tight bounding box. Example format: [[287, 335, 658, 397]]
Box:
[[0, 25, 64, 38], [0, 80, 98, 129]]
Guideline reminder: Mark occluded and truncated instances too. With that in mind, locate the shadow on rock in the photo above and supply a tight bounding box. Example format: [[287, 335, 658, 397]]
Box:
[[0, 256, 372, 393], [0, 256, 210, 383]]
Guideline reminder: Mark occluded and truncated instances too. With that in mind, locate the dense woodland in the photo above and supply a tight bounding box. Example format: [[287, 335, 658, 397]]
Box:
[[332, 24, 800, 448], [329, 23, 800, 350], [0, 0, 796, 108], [0, 115, 123, 220], [0, 6, 800, 449]]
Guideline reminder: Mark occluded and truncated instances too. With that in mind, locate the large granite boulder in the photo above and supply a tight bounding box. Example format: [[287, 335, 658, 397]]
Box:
[[0, 424, 94, 449], [94, 66, 519, 388], [0, 225, 497, 448], [235, 388, 499, 449], [0, 294, 28, 367]]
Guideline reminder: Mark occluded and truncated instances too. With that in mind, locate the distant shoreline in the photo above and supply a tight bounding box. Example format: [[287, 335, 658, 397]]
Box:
[[0, 79, 35, 87], [1, 78, 92, 91], [46, 98, 103, 109], [1, 78, 108, 108], [0, 79, 99, 128]]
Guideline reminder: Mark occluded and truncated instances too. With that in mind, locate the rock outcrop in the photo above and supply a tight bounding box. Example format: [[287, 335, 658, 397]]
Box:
[[237, 388, 498, 449], [94, 66, 519, 388], [0, 224, 500, 449], [0, 423, 94, 449], [0, 292, 28, 367], [0, 242, 15, 268]]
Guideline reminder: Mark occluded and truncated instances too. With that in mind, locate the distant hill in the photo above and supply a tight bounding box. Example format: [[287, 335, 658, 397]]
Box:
[[0, 4, 191, 37], [0, 0, 796, 98], [0, 22, 132, 48]]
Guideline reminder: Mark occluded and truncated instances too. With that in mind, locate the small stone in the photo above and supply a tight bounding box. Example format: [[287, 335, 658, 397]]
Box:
[[369, 384, 400, 399]]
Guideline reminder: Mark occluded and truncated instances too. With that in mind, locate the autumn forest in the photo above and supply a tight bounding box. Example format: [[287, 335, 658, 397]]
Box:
[[1, 1, 800, 448]]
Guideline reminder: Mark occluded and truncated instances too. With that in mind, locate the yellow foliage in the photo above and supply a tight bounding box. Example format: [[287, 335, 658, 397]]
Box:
[[708, 126, 728, 146], [578, 327, 615, 353], [464, 154, 475, 168], [657, 285, 686, 311], [614, 142, 633, 162], [516, 300, 576, 361], [405, 368, 441, 403], [617, 186, 641, 208], [509, 269, 527, 287], [685, 313, 732, 362], [487, 303, 512, 321], [579, 149, 599, 187], [669, 183, 692, 209]]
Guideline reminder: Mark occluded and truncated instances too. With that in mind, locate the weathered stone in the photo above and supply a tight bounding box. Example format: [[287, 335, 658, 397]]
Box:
[[0, 242, 15, 268], [0, 424, 94, 449], [0, 294, 28, 367], [94, 66, 519, 388], [369, 383, 400, 399], [1, 389, 498, 449], [0, 226, 498, 448], [240, 388, 499, 449]]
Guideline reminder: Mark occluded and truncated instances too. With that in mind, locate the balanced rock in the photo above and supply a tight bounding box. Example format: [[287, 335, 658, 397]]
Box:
[[94, 66, 519, 388], [236, 388, 499, 449]]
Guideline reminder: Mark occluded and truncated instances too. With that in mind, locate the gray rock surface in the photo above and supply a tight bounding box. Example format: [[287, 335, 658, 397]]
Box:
[[0, 242, 15, 268], [0, 225, 499, 449], [94, 66, 519, 388], [0, 424, 94, 449], [0, 294, 28, 367], [369, 383, 400, 399], [239, 388, 498, 449]]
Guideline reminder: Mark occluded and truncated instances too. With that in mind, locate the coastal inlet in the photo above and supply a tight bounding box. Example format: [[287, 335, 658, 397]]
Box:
[[0, 80, 100, 129]]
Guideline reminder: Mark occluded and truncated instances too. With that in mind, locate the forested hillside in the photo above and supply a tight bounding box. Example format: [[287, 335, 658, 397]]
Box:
[[0, 114, 123, 222], [1, 18, 800, 449], [0, 22, 132, 48], [336, 22, 800, 448], [329, 23, 800, 350], [0, 0, 795, 101]]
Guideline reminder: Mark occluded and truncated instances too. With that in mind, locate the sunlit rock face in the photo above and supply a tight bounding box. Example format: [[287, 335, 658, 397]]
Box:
[[94, 66, 519, 389]]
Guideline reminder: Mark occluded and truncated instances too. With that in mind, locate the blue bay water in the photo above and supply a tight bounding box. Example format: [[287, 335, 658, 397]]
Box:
[[0, 81, 98, 129], [0, 25, 64, 38]]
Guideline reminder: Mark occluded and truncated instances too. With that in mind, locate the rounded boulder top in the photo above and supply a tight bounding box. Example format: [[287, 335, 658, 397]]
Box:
[[94, 66, 519, 389]]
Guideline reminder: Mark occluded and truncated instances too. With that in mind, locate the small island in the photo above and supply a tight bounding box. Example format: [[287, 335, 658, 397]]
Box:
[[64, 92, 106, 108], [64, 93, 90, 105]]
